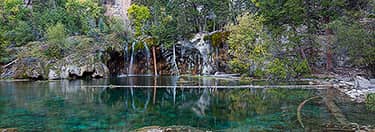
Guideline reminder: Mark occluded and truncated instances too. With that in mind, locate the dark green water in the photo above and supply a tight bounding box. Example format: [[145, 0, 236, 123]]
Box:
[[0, 76, 374, 131]]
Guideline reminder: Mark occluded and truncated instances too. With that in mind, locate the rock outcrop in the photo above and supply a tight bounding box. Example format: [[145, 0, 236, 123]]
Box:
[[1, 57, 45, 79], [1, 53, 109, 80], [48, 53, 109, 80], [332, 76, 375, 103]]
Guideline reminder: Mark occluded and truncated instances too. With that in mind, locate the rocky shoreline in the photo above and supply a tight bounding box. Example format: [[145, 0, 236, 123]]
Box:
[[314, 75, 375, 103]]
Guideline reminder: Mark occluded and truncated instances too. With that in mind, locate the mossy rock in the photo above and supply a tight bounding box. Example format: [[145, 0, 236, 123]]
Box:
[[11, 57, 46, 79]]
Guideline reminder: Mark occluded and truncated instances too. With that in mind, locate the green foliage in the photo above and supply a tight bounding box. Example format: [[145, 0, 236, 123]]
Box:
[[293, 59, 310, 77], [266, 58, 288, 80], [4, 21, 34, 46], [226, 13, 271, 77], [366, 93, 375, 112], [0, 0, 32, 46], [329, 18, 375, 73], [45, 23, 68, 58], [207, 31, 230, 47], [128, 4, 151, 37], [65, 0, 103, 34]]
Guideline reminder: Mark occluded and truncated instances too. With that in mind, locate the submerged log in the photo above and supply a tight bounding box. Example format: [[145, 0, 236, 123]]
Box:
[[297, 96, 321, 128], [325, 88, 351, 125]]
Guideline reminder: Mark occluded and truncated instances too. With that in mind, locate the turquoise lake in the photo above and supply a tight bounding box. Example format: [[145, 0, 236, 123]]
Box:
[[0, 76, 374, 131]]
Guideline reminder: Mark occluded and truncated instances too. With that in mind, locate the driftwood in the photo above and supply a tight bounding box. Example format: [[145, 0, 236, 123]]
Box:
[[1, 59, 18, 68], [297, 96, 321, 128]]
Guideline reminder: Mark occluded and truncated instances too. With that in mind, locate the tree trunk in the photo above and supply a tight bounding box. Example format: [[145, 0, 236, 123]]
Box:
[[325, 16, 333, 72], [152, 46, 158, 76]]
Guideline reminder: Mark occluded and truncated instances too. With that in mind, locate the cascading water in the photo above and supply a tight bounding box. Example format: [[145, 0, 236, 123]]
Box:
[[126, 41, 152, 76], [172, 44, 179, 75], [191, 33, 213, 75], [128, 42, 136, 75], [142, 42, 151, 74], [124, 42, 128, 73]]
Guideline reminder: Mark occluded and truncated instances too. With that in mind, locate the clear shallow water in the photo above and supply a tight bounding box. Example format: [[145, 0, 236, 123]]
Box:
[[0, 76, 374, 131]]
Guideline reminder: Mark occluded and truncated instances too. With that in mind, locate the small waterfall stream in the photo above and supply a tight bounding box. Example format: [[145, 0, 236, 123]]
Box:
[[126, 41, 151, 76], [128, 42, 136, 75], [172, 44, 179, 75], [142, 42, 151, 74], [124, 42, 128, 73], [192, 33, 213, 75]]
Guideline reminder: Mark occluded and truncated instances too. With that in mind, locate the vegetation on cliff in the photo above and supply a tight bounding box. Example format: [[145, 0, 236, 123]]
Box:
[[0, 0, 374, 79]]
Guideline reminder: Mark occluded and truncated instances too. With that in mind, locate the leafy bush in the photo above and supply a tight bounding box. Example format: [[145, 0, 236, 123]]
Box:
[[45, 23, 68, 58], [366, 93, 375, 112], [329, 18, 375, 75], [128, 4, 151, 37], [225, 13, 271, 77], [65, 0, 103, 35], [266, 58, 288, 80]]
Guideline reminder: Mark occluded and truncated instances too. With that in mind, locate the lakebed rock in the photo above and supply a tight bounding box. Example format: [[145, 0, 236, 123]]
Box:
[[132, 125, 205, 132]]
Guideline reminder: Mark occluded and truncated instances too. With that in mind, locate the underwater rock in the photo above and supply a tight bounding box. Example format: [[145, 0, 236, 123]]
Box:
[[0, 128, 18, 132], [132, 125, 205, 132]]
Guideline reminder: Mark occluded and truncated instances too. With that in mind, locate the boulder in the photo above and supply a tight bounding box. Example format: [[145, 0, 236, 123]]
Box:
[[370, 79, 375, 84], [355, 76, 373, 89], [1, 57, 46, 79], [48, 69, 59, 80]]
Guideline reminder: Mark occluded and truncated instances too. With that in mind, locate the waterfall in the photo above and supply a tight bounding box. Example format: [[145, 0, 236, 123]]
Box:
[[192, 33, 213, 75], [124, 42, 128, 73], [172, 44, 179, 75], [142, 42, 151, 74], [128, 42, 136, 75]]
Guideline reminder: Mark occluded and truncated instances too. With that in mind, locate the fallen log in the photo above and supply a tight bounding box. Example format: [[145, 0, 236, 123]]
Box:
[[324, 89, 351, 125], [297, 96, 321, 128], [1, 59, 18, 68]]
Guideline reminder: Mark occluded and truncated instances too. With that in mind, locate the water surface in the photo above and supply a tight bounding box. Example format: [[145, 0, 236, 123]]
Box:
[[0, 76, 374, 131]]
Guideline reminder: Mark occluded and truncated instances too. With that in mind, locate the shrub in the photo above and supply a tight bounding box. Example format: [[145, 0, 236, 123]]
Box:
[[45, 23, 68, 58], [366, 93, 375, 112], [329, 18, 375, 75], [266, 58, 288, 80], [225, 13, 271, 77]]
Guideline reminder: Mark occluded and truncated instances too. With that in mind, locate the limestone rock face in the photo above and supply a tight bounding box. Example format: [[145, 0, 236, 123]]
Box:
[[49, 53, 109, 80], [1, 57, 45, 79], [1, 53, 109, 80]]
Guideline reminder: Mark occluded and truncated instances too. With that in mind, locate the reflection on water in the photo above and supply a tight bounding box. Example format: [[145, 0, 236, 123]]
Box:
[[0, 77, 374, 131]]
